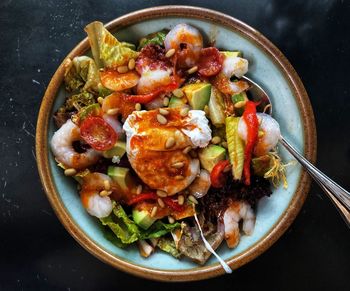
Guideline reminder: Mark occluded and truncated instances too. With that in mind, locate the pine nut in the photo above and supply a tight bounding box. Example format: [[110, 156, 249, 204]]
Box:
[[221, 141, 228, 148], [163, 97, 169, 106], [156, 190, 168, 197], [128, 58, 135, 70], [104, 180, 111, 191], [117, 66, 128, 73], [107, 108, 119, 115], [157, 114, 167, 124], [258, 130, 265, 138], [178, 195, 185, 205], [100, 190, 112, 196], [135, 103, 141, 111], [174, 175, 184, 180], [234, 100, 246, 108], [211, 136, 222, 144], [204, 105, 209, 115], [168, 216, 175, 224], [172, 162, 184, 169], [183, 146, 192, 154], [159, 108, 169, 115], [180, 107, 189, 117], [172, 88, 184, 98], [188, 195, 198, 204], [187, 66, 198, 74], [150, 206, 158, 217], [64, 168, 77, 176], [157, 198, 165, 208], [97, 97, 104, 105], [136, 185, 142, 195], [165, 48, 176, 58], [165, 137, 175, 149]]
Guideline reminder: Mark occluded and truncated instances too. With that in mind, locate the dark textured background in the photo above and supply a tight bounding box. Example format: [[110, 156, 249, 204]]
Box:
[[1, 0, 350, 290]]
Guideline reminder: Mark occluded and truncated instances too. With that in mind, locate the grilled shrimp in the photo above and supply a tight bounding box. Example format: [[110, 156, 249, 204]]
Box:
[[188, 169, 211, 198], [80, 173, 113, 218], [164, 23, 203, 68], [51, 119, 100, 169], [238, 113, 281, 156], [223, 201, 255, 248]]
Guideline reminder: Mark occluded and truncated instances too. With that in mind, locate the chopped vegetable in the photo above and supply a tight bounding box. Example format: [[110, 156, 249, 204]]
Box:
[[208, 86, 226, 127], [138, 30, 168, 50], [157, 237, 181, 258], [242, 101, 259, 185], [78, 103, 101, 121], [210, 160, 230, 188], [197, 47, 223, 77], [63, 92, 96, 112], [80, 116, 118, 151], [85, 21, 139, 69], [226, 116, 245, 180]]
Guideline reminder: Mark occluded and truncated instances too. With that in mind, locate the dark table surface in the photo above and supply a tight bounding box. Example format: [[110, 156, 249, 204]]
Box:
[[1, 0, 350, 290]]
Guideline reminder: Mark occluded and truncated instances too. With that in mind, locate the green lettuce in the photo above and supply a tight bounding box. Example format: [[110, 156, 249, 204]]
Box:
[[137, 30, 168, 50], [64, 56, 100, 93], [100, 202, 180, 246], [64, 92, 96, 112], [85, 21, 139, 69], [157, 237, 181, 258]]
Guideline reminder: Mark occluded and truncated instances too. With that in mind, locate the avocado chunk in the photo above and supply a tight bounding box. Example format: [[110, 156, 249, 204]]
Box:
[[198, 145, 226, 172], [108, 166, 134, 192], [182, 83, 211, 110], [208, 87, 226, 127], [132, 209, 156, 230], [168, 96, 187, 108], [102, 141, 126, 159]]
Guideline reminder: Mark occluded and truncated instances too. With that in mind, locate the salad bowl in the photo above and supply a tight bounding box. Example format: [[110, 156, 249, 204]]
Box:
[[36, 5, 316, 281]]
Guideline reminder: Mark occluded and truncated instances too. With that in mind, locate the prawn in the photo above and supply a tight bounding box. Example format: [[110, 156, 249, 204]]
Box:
[[80, 172, 113, 218], [164, 23, 203, 68], [188, 169, 211, 198], [223, 200, 255, 248], [51, 119, 100, 170], [238, 113, 281, 156]]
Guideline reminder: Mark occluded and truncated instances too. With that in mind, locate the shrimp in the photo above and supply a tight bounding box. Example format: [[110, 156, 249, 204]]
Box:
[[238, 113, 281, 156], [80, 173, 113, 218], [51, 119, 100, 170], [223, 201, 255, 248], [188, 169, 211, 198], [164, 23, 203, 68]]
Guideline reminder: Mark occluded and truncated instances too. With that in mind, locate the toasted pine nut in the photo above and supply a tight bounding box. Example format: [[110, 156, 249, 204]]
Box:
[[165, 137, 175, 149], [163, 97, 170, 106], [104, 180, 111, 191], [178, 195, 185, 205], [172, 162, 184, 169], [183, 146, 192, 154], [128, 58, 135, 70], [188, 195, 198, 204], [168, 216, 175, 224], [157, 198, 165, 208], [136, 185, 142, 195], [135, 103, 141, 111], [100, 190, 112, 196], [187, 66, 198, 74], [221, 141, 228, 148], [159, 108, 169, 115], [180, 107, 189, 117], [97, 97, 104, 105], [156, 190, 168, 197], [211, 136, 222, 144], [165, 48, 176, 58], [107, 108, 119, 115], [150, 206, 158, 217], [64, 168, 77, 176], [172, 88, 184, 98], [117, 66, 128, 73], [174, 175, 184, 180], [157, 114, 167, 124]]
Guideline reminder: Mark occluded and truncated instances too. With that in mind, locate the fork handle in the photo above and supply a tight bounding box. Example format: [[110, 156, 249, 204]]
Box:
[[279, 136, 350, 227]]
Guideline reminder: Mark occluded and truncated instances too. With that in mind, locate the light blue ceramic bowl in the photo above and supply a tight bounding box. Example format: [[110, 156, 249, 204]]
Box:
[[36, 6, 316, 281]]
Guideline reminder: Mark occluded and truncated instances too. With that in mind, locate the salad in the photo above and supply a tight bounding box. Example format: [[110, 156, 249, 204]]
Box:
[[51, 22, 290, 269]]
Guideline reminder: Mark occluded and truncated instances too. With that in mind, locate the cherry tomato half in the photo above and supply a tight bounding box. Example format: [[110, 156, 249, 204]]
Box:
[[210, 160, 230, 188], [80, 116, 118, 151], [197, 47, 223, 77]]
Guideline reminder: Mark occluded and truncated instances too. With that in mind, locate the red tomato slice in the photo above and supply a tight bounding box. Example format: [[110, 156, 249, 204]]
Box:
[[210, 160, 230, 188], [80, 116, 118, 151], [197, 47, 224, 77], [100, 69, 140, 91]]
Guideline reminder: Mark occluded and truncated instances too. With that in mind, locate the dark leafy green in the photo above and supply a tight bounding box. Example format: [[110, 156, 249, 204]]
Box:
[[137, 30, 168, 50]]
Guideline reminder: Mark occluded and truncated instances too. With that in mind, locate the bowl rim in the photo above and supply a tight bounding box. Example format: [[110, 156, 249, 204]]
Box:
[[36, 5, 317, 282]]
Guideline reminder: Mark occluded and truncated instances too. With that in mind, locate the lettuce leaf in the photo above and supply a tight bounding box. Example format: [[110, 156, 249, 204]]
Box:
[[64, 56, 100, 93], [157, 237, 181, 258], [100, 202, 180, 246], [137, 30, 168, 50], [85, 21, 139, 69]]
